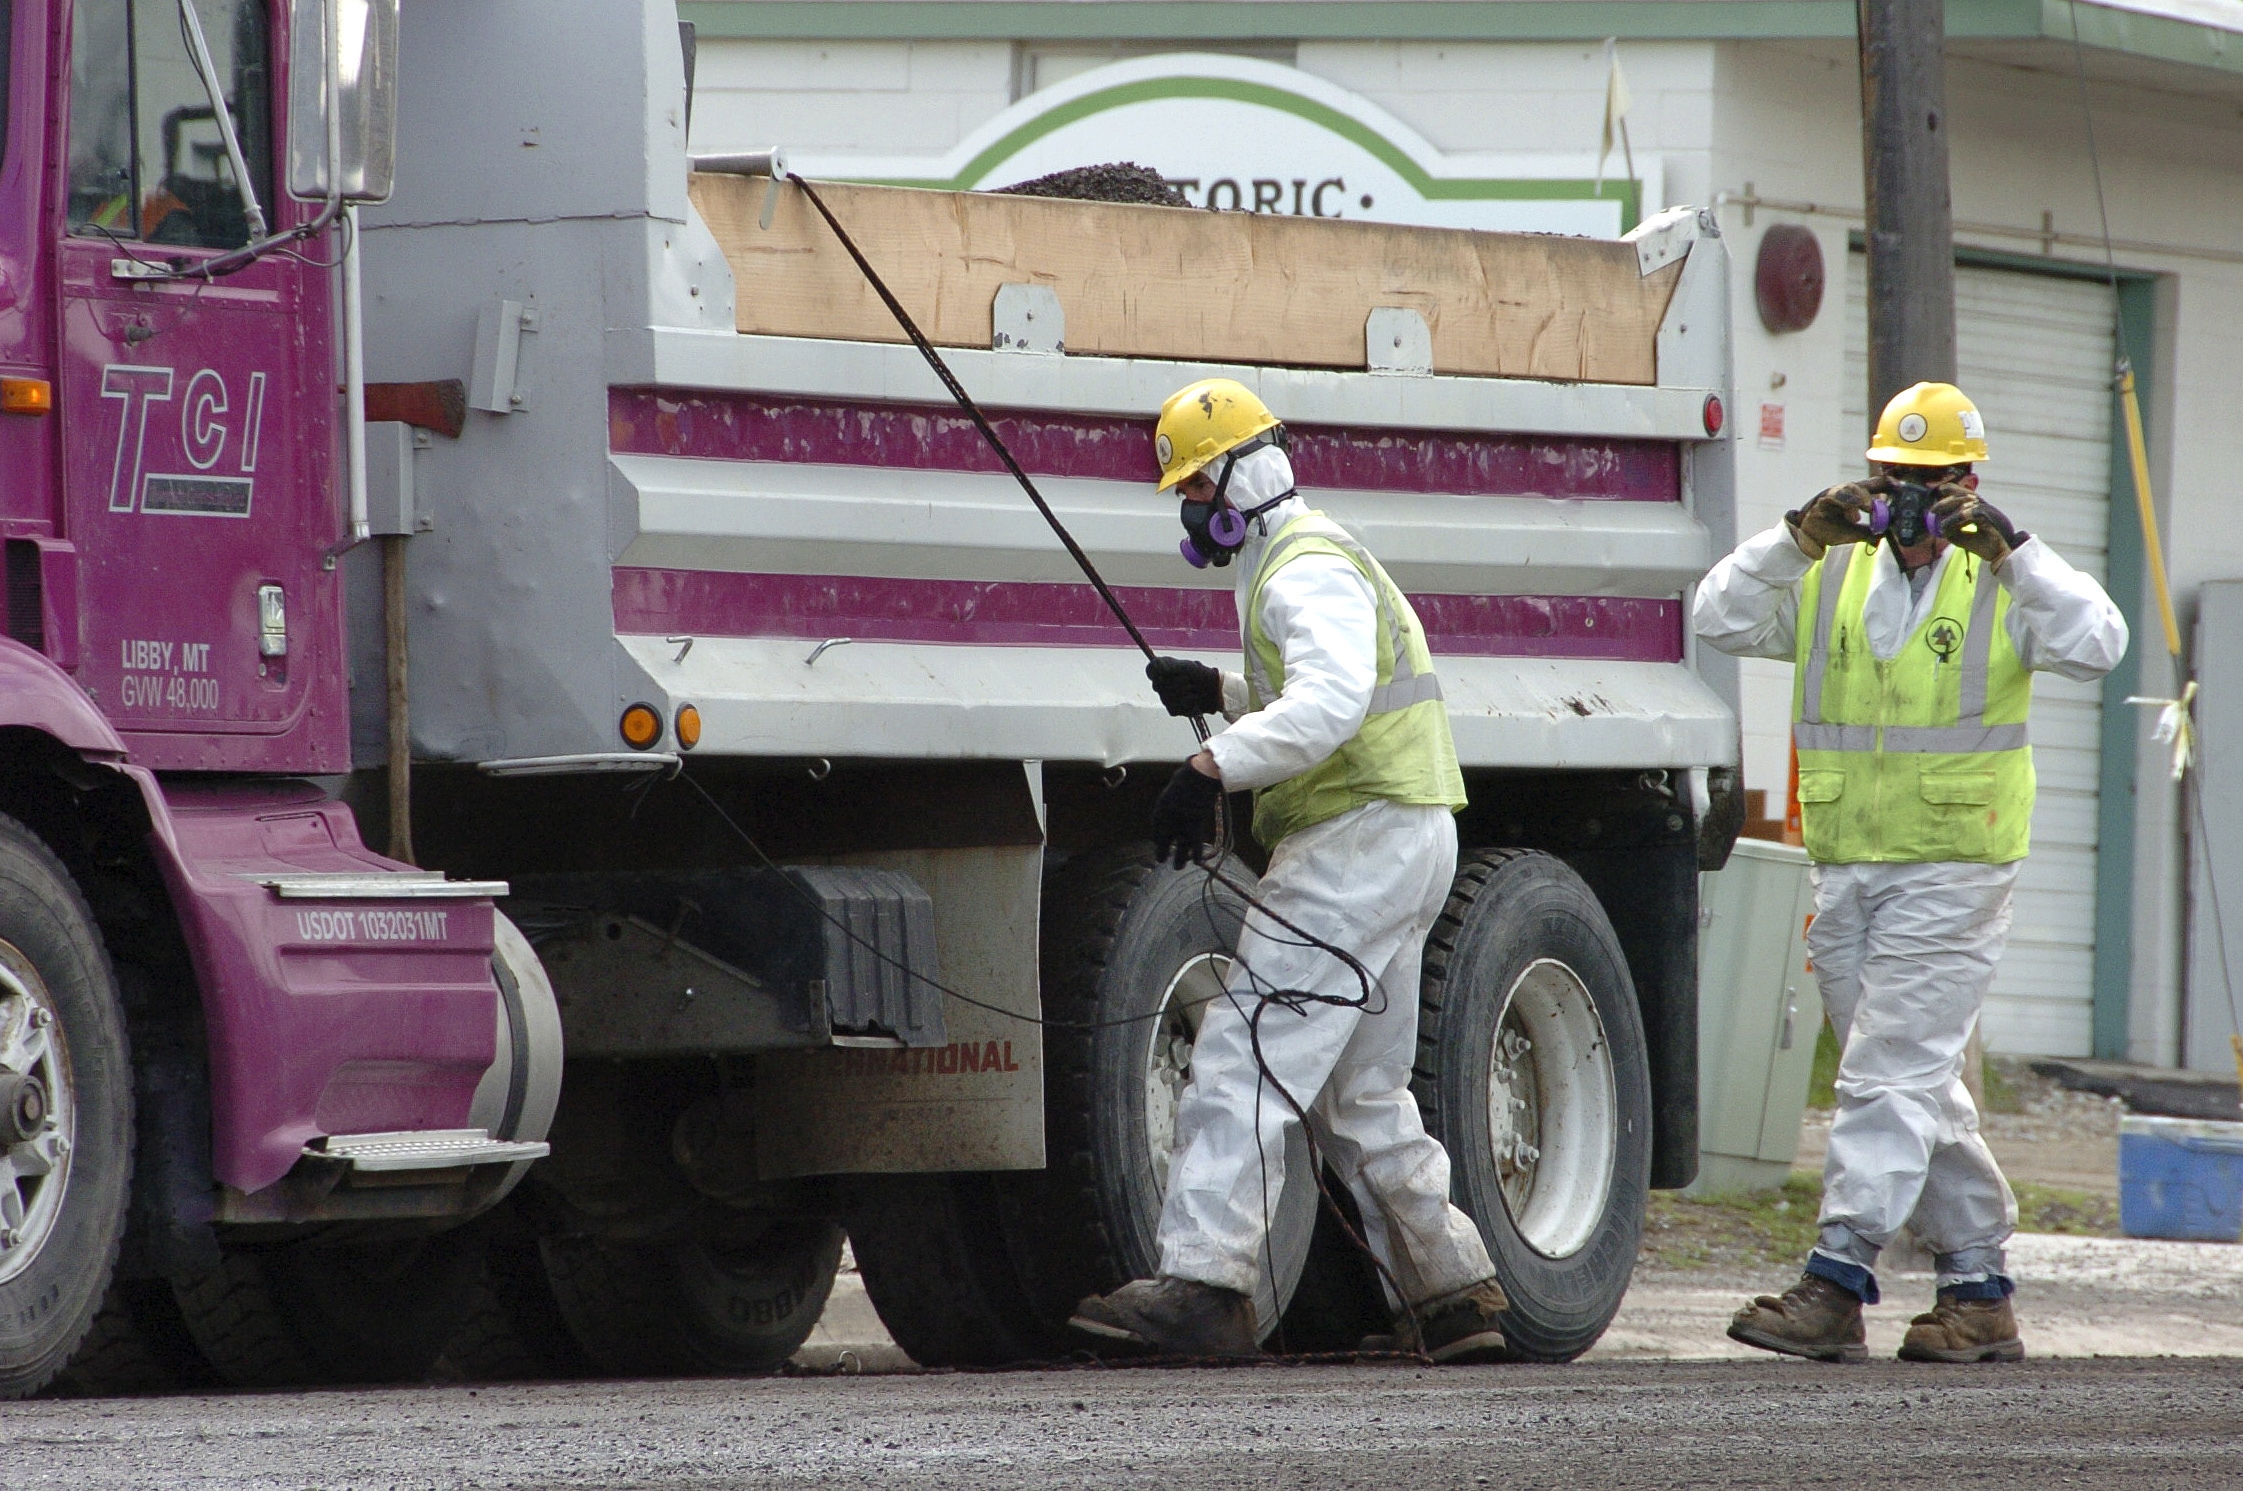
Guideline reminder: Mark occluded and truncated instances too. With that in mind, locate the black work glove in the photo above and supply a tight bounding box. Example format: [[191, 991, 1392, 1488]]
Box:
[[1930, 486, 2027, 566], [1785, 483, 1876, 559], [1150, 764, 1224, 870], [1146, 656, 1225, 718]]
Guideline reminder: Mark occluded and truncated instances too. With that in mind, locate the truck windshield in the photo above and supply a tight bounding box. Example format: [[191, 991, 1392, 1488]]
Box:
[[67, 0, 272, 250]]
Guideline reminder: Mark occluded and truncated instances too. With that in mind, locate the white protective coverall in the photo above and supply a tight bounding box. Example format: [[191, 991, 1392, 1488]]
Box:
[[1155, 446, 1498, 1307], [1695, 522, 2127, 1293]]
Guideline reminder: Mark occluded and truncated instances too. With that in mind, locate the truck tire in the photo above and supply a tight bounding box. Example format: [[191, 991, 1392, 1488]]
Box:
[[171, 1232, 488, 1387], [1416, 849, 1652, 1362], [0, 814, 134, 1400], [842, 1172, 1058, 1368], [540, 1212, 842, 1375], [996, 845, 1317, 1345], [48, 1277, 219, 1396], [430, 1194, 593, 1382]]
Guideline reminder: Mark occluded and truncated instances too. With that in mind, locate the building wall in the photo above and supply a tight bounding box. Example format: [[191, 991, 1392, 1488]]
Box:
[[691, 40, 1013, 154], [687, 27, 2243, 1060]]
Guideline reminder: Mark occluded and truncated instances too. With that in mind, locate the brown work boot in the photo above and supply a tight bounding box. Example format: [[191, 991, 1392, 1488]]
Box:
[[1358, 1280, 1511, 1364], [1898, 1293, 2025, 1363], [1727, 1274, 1868, 1363], [1069, 1276, 1260, 1358]]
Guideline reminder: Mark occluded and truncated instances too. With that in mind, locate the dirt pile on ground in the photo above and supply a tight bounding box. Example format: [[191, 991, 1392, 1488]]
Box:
[[993, 162, 1191, 207]]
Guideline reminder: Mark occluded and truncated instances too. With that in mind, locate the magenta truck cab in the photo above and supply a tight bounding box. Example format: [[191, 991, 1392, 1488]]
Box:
[[0, 0, 1740, 1395]]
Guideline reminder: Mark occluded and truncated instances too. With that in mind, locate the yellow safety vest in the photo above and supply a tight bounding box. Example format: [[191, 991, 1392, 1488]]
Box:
[[1244, 513, 1468, 849], [1791, 541, 2035, 864]]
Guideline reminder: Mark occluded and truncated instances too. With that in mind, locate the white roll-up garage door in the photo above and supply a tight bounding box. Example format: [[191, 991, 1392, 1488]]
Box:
[[1843, 256, 2117, 1058]]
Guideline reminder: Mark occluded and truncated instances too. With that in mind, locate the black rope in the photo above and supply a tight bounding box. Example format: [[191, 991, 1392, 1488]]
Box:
[[787, 174, 1174, 686]]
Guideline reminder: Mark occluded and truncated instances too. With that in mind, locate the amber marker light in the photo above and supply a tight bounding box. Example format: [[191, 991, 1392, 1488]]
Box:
[[619, 702, 663, 750], [0, 379, 53, 415], [674, 703, 702, 750]]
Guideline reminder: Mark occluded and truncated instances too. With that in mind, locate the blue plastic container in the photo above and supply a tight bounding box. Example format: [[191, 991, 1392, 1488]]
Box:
[[2118, 1115, 2243, 1242]]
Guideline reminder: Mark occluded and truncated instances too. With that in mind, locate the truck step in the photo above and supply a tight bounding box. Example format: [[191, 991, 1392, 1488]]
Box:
[[309, 1129, 549, 1172]]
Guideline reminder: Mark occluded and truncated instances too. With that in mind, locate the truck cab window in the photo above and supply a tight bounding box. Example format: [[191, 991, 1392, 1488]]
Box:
[[67, 0, 272, 249]]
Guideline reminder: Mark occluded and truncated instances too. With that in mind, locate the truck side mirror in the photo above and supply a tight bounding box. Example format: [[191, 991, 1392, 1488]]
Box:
[[286, 0, 399, 204]]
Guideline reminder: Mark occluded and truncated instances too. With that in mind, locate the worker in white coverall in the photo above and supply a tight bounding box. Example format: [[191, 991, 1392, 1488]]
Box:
[[1696, 382, 2127, 1362], [1068, 378, 1508, 1361]]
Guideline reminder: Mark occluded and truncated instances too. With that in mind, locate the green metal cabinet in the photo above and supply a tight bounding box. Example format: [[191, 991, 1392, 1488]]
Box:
[[1692, 837, 1819, 1195]]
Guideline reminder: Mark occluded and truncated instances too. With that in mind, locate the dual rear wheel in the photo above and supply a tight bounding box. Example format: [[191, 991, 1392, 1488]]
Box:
[[848, 843, 1654, 1366]]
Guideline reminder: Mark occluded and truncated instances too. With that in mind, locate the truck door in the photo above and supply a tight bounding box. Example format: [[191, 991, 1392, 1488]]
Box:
[[56, 0, 336, 755]]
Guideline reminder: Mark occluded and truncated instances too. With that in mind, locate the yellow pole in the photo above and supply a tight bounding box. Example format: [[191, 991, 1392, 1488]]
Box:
[[2118, 363, 2183, 661]]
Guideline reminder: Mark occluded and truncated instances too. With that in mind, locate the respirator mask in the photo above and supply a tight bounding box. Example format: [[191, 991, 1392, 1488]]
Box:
[[1869, 479, 1941, 548], [1866, 467, 1967, 548], [1178, 435, 1293, 569]]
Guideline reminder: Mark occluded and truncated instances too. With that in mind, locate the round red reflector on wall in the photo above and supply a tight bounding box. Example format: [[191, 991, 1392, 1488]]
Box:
[[1703, 394, 1726, 437], [1754, 223, 1826, 333]]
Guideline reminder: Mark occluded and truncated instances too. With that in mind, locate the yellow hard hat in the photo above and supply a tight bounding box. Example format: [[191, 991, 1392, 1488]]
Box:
[[1867, 381, 1990, 466], [1154, 378, 1280, 492]]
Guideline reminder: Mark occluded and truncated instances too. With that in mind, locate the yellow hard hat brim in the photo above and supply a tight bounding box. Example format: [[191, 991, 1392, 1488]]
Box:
[[1865, 444, 1988, 466]]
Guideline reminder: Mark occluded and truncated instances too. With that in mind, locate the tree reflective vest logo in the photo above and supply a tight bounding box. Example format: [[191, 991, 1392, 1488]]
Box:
[[1926, 617, 1963, 662]]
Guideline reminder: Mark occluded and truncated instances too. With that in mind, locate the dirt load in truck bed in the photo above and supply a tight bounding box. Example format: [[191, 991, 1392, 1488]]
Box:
[[689, 175, 1683, 384]]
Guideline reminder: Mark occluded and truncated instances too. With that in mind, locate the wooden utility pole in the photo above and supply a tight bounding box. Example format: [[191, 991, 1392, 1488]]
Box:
[[1858, 0, 1957, 430]]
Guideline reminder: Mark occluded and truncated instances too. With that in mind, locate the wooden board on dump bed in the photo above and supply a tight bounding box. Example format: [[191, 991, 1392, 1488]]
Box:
[[690, 176, 1683, 386]]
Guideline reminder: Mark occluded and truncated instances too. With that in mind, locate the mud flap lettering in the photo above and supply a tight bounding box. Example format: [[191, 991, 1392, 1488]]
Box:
[[836, 1041, 1019, 1077]]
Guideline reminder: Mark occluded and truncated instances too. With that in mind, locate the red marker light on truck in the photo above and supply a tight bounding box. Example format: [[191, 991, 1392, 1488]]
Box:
[[619, 703, 663, 749], [0, 378, 52, 415], [1703, 394, 1725, 437]]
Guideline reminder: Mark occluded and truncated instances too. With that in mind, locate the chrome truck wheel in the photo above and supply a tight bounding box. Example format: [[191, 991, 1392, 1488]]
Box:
[[0, 946, 76, 1289], [0, 814, 133, 1400], [1417, 850, 1651, 1362], [1487, 960, 1621, 1260]]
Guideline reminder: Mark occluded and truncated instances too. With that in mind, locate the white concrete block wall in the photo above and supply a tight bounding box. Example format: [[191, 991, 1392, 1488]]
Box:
[[688, 40, 1012, 156], [1296, 41, 1718, 205]]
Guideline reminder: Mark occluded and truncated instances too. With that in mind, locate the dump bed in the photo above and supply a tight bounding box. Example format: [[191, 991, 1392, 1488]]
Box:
[[357, 5, 1735, 777]]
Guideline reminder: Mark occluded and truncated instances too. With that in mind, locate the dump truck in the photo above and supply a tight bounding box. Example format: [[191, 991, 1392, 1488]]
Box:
[[0, 0, 1740, 1394]]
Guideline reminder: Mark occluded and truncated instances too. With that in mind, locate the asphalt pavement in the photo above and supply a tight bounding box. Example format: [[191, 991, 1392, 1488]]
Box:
[[6, 1358, 2240, 1490]]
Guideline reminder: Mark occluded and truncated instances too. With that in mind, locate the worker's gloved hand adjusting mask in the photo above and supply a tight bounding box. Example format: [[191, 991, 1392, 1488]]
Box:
[[1179, 438, 1295, 569]]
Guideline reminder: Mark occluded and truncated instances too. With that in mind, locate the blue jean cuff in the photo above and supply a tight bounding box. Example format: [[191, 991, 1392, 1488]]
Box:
[[1805, 1251, 1880, 1305], [1938, 1275, 2015, 1302]]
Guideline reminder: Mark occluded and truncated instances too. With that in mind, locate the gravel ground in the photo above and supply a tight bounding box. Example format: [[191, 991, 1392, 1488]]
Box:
[[7, 1358, 2239, 1490]]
